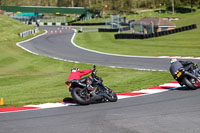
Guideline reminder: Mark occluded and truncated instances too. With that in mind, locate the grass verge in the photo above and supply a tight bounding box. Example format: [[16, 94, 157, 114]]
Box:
[[0, 14, 173, 108], [74, 10, 200, 57]]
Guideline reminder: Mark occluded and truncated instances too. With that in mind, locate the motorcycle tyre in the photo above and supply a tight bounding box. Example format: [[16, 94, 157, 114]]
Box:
[[182, 77, 197, 90], [105, 87, 118, 102], [71, 87, 91, 105]]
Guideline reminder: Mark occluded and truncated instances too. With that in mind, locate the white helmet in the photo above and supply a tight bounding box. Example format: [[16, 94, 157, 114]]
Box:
[[170, 58, 177, 64]]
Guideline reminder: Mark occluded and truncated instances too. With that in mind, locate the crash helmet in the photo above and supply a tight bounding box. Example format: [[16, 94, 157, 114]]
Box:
[[71, 68, 79, 72], [170, 58, 177, 64]]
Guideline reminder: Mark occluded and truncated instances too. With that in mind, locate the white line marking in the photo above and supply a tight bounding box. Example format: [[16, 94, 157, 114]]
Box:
[[16, 30, 48, 55], [16, 28, 200, 73], [25, 103, 77, 109]]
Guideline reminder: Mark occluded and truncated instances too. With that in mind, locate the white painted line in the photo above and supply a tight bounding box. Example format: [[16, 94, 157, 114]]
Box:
[[16, 28, 200, 74], [132, 89, 168, 94], [117, 95, 135, 99], [16, 30, 82, 65], [16, 30, 48, 56], [160, 83, 181, 88], [25, 102, 77, 109]]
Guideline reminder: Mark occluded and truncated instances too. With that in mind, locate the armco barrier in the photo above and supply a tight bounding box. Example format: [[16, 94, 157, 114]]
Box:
[[99, 26, 130, 32], [27, 22, 68, 26], [27, 21, 130, 27], [115, 24, 197, 39], [28, 22, 105, 26], [18, 28, 39, 38]]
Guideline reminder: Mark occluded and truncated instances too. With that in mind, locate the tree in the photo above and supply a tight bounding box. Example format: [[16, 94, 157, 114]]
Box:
[[172, 0, 175, 14], [71, 0, 74, 7], [191, 0, 193, 12]]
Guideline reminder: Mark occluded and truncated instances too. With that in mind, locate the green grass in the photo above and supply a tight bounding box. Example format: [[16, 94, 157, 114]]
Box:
[[74, 9, 200, 57], [0, 14, 173, 108]]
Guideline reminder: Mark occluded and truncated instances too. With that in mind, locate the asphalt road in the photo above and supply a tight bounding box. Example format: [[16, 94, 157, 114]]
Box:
[[1, 89, 200, 133], [1, 26, 200, 133], [18, 26, 200, 71]]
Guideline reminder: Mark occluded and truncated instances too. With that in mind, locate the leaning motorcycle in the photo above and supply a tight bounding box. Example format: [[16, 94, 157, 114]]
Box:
[[67, 65, 118, 105], [174, 68, 200, 90]]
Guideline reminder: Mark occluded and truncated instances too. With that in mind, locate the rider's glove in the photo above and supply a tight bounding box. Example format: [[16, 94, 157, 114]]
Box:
[[92, 69, 96, 73], [194, 63, 198, 69]]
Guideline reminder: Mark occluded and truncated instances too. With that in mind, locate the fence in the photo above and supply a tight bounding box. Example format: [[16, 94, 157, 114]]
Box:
[[40, 16, 67, 23]]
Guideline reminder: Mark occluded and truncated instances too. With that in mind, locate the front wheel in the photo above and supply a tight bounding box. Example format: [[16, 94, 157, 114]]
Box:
[[71, 87, 91, 105], [105, 87, 118, 102]]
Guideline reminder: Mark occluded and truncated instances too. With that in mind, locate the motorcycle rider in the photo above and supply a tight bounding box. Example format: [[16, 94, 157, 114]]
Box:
[[169, 58, 200, 85], [66, 67, 94, 88]]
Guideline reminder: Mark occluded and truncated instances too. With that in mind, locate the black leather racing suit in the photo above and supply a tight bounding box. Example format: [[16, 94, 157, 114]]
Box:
[[170, 61, 184, 79], [170, 61, 198, 85]]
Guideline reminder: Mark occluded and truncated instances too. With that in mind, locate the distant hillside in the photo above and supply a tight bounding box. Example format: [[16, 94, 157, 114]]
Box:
[[1, 0, 199, 14], [0, 14, 35, 45]]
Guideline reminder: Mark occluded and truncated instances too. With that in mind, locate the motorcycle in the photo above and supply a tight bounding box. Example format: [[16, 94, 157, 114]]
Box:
[[67, 65, 118, 105], [174, 68, 200, 90]]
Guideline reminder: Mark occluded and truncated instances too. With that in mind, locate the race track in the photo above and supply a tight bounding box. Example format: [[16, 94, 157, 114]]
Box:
[[1, 26, 200, 133], [1, 89, 200, 133], [17, 26, 200, 71]]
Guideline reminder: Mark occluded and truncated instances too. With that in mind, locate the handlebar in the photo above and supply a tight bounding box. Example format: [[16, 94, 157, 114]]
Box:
[[93, 65, 96, 69], [92, 65, 97, 77]]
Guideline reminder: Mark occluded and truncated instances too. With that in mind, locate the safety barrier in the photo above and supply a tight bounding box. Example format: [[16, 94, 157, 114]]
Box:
[[27, 22, 69, 26], [98, 28, 119, 32], [98, 26, 130, 32], [18, 28, 39, 38], [70, 22, 129, 26], [28, 22, 105, 26], [27, 21, 130, 27], [71, 22, 105, 26], [115, 24, 197, 39]]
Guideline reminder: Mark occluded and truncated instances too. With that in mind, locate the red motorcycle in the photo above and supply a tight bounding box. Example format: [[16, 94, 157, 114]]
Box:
[[67, 65, 118, 105]]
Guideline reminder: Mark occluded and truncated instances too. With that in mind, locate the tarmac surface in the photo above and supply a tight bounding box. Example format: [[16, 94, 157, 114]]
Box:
[[1, 26, 200, 133], [17, 26, 200, 71], [1, 89, 200, 133]]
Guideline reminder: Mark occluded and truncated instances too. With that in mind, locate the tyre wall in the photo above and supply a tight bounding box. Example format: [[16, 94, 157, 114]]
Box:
[[114, 24, 197, 39]]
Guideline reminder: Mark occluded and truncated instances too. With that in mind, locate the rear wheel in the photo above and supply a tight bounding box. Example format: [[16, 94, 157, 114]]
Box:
[[183, 77, 197, 90], [71, 87, 91, 105]]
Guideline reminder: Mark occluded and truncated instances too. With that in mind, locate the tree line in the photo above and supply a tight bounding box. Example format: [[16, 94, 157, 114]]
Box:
[[1, 0, 200, 13]]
